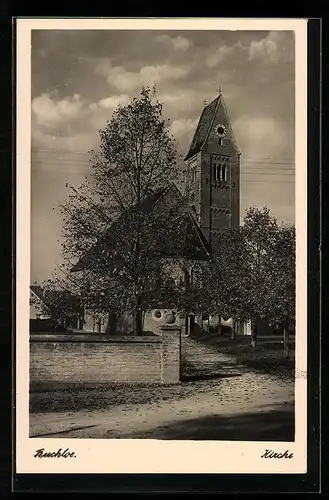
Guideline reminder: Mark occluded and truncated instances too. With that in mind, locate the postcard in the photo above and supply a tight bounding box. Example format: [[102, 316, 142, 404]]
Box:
[[16, 17, 308, 475]]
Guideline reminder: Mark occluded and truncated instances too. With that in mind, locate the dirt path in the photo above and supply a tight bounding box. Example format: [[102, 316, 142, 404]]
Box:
[[30, 371, 294, 441]]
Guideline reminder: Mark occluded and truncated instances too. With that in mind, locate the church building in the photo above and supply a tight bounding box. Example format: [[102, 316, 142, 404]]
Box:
[[72, 88, 249, 336]]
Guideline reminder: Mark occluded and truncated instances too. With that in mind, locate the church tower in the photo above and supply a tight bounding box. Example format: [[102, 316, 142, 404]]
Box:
[[184, 88, 241, 247]]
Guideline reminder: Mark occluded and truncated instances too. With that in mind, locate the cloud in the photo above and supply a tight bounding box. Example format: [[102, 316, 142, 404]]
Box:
[[248, 31, 294, 64], [156, 34, 191, 52], [32, 127, 97, 153], [203, 31, 294, 70], [205, 44, 236, 68], [32, 91, 134, 149], [170, 118, 198, 153], [93, 58, 113, 77], [249, 36, 277, 61], [92, 94, 130, 110], [106, 64, 189, 91], [32, 93, 85, 127], [233, 115, 292, 159], [158, 89, 202, 112], [32, 90, 134, 134]]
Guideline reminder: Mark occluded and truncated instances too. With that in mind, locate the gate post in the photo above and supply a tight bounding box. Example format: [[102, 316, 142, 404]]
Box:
[[160, 325, 181, 384]]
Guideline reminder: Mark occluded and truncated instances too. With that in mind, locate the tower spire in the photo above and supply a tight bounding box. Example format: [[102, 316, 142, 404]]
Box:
[[218, 84, 222, 96]]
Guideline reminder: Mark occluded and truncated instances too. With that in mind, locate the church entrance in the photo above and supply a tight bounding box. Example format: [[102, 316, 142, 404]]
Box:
[[188, 314, 195, 336], [184, 314, 195, 336], [185, 314, 203, 337]]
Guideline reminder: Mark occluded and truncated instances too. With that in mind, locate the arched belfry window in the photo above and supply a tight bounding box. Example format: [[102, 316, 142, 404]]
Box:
[[212, 164, 216, 182], [216, 164, 221, 182], [210, 155, 231, 182], [222, 164, 227, 182]]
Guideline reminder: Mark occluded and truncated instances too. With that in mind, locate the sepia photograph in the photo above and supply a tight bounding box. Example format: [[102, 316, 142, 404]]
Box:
[[16, 18, 308, 475]]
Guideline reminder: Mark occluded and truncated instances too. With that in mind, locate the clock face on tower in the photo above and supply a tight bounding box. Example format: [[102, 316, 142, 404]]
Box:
[[215, 124, 226, 138]]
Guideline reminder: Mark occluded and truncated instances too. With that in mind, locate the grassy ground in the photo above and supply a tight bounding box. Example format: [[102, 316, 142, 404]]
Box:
[[190, 333, 295, 379]]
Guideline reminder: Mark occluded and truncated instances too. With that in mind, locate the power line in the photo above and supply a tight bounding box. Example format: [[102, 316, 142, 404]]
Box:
[[32, 147, 296, 159], [32, 148, 91, 155], [31, 158, 296, 170], [31, 155, 295, 166], [30, 171, 295, 183], [31, 169, 295, 178], [31, 161, 296, 171], [31, 165, 296, 178], [31, 148, 296, 164]]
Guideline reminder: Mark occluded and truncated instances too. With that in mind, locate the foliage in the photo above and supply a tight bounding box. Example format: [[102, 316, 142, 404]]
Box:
[[36, 285, 84, 329], [198, 207, 295, 330], [45, 86, 188, 333]]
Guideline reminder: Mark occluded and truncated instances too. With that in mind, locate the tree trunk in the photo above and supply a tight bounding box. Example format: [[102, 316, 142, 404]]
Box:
[[107, 311, 117, 335], [231, 320, 236, 340], [283, 315, 289, 359], [185, 313, 189, 337], [218, 315, 222, 336], [133, 308, 142, 336], [251, 317, 258, 349], [132, 281, 143, 335], [189, 315, 195, 337]]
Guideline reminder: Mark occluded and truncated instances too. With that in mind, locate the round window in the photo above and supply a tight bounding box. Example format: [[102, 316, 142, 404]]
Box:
[[215, 124, 226, 138], [152, 309, 163, 321]]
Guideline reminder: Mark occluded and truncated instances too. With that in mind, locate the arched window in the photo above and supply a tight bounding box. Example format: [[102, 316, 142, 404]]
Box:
[[222, 164, 227, 181], [213, 164, 217, 181], [217, 164, 221, 182]]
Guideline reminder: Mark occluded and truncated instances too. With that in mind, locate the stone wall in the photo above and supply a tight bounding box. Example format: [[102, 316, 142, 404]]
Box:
[[30, 326, 181, 390]]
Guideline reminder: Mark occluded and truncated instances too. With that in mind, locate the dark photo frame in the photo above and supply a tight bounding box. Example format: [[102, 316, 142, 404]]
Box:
[[10, 17, 321, 494]]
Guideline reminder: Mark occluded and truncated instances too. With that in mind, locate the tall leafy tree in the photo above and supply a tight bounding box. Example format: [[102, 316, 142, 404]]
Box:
[[200, 207, 295, 350], [44, 86, 186, 335]]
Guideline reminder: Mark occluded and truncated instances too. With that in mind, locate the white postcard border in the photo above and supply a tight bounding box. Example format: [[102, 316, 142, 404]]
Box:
[[16, 17, 308, 475]]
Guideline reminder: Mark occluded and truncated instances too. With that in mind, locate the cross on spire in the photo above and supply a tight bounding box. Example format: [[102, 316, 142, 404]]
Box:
[[218, 85, 222, 95]]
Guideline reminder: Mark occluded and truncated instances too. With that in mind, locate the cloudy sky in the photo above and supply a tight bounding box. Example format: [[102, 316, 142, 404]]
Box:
[[31, 29, 295, 283]]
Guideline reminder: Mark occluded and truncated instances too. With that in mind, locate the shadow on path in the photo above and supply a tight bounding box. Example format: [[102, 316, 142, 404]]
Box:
[[113, 402, 294, 441], [30, 424, 98, 438], [181, 372, 242, 382]]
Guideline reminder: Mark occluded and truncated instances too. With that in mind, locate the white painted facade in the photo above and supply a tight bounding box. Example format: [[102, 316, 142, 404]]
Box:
[[29, 289, 51, 320]]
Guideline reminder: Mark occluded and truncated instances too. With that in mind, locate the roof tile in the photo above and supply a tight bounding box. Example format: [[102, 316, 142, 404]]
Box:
[[184, 97, 219, 161]]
